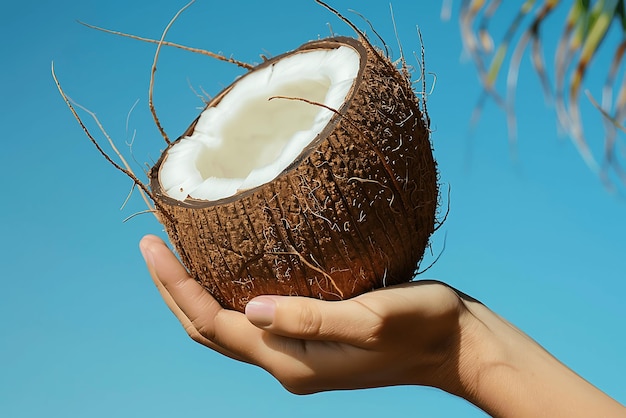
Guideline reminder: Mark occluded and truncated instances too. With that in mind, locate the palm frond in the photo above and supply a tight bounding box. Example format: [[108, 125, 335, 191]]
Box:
[[505, 1, 559, 145], [555, 1, 587, 133], [456, 0, 626, 190]]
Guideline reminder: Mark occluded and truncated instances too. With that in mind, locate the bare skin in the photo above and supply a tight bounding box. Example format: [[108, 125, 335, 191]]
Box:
[[140, 234, 626, 417]]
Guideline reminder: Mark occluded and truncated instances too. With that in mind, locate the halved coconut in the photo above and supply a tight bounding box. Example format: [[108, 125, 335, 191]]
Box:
[[150, 37, 438, 312]]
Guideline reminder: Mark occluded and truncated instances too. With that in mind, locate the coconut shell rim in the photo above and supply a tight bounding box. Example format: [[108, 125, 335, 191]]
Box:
[[149, 36, 369, 209]]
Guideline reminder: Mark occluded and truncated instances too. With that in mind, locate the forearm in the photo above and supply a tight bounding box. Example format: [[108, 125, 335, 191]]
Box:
[[448, 301, 625, 417]]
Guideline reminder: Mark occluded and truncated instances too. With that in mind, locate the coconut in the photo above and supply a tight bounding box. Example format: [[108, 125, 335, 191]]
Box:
[[148, 36, 438, 312]]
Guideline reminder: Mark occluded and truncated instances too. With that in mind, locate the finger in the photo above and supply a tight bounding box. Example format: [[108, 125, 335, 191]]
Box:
[[139, 235, 229, 353], [355, 281, 463, 320], [245, 282, 463, 346], [245, 294, 382, 346], [139, 235, 259, 361]]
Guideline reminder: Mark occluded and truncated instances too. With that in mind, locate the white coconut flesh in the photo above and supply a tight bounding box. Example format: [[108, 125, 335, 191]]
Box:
[[158, 46, 361, 202]]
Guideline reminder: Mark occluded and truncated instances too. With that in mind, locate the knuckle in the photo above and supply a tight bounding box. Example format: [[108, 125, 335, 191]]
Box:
[[297, 303, 323, 336], [362, 322, 385, 346], [183, 324, 204, 344], [350, 300, 388, 346], [282, 383, 315, 396], [187, 318, 216, 342], [275, 371, 317, 395]]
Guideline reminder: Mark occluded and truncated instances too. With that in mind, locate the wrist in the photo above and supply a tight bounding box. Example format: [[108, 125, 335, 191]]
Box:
[[445, 299, 625, 417], [430, 299, 498, 406], [450, 301, 522, 416]]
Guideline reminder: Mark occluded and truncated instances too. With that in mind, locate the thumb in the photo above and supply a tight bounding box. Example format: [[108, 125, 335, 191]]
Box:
[[245, 295, 378, 345]]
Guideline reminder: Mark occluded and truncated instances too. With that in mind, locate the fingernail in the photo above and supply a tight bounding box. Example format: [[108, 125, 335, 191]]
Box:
[[139, 240, 154, 267], [245, 296, 277, 327]]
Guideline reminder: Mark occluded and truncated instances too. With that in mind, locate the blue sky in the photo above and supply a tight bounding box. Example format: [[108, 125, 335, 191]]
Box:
[[1, 1, 624, 417]]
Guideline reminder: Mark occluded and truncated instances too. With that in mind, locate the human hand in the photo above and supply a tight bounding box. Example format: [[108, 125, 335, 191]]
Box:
[[139, 234, 626, 416], [138, 234, 473, 395]]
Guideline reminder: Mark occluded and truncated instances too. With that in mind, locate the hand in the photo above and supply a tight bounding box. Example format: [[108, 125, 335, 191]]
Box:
[[138, 234, 473, 395], [139, 234, 626, 416]]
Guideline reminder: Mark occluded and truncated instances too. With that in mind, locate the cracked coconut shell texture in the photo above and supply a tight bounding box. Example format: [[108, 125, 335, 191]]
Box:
[[149, 37, 438, 312]]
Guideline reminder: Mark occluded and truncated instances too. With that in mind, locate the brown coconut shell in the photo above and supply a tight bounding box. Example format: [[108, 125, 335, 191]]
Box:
[[149, 36, 438, 312]]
